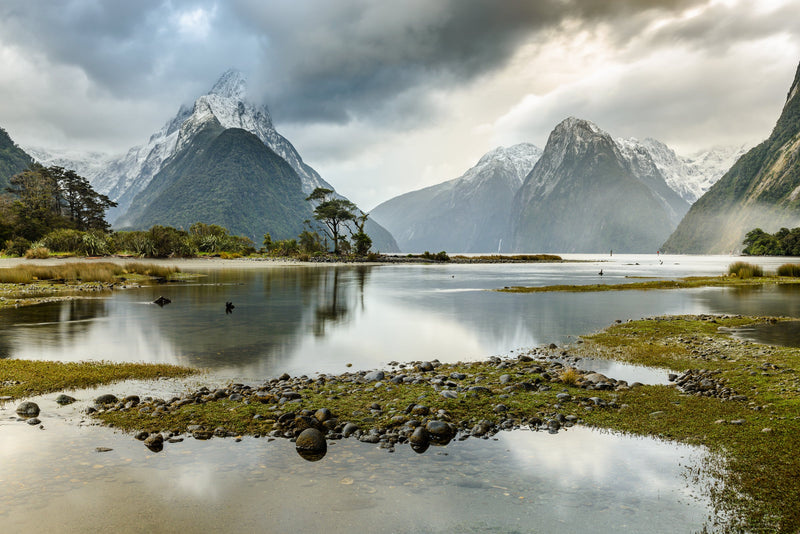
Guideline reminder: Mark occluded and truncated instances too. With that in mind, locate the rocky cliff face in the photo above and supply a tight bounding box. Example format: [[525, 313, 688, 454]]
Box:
[[662, 60, 800, 254], [510, 118, 689, 253]]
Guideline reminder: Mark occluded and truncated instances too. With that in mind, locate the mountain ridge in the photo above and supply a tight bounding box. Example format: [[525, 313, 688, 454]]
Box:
[[662, 60, 800, 253]]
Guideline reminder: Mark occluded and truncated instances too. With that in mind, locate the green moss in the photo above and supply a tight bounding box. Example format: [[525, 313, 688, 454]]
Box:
[[0, 359, 195, 398]]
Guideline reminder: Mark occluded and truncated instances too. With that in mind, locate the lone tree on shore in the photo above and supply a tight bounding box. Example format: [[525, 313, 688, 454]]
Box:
[[305, 187, 358, 255]]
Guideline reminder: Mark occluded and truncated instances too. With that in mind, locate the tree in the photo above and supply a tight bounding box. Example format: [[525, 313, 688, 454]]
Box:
[[5, 164, 116, 239], [305, 188, 358, 255], [352, 213, 372, 255]]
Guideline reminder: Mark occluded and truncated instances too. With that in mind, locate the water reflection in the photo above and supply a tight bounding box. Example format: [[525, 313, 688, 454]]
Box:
[[0, 392, 712, 533], [726, 319, 800, 347], [1, 260, 799, 378]]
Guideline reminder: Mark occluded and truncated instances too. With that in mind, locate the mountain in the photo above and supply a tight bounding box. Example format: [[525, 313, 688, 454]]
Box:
[[617, 138, 747, 204], [510, 117, 690, 253], [0, 127, 33, 190], [121, 119, 312, 241], [29, 70, 399, 252], [662, 60, 800, 254], [371, 143, 542, 252]]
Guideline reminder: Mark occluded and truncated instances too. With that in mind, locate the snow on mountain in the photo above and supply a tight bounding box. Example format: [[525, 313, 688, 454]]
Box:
[[616, 137, 747, 204], [23, 146, 115, 187], [54, 69, 334, 224]]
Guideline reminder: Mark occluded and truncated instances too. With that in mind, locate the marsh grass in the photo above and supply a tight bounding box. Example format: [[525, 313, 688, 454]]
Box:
[[0, 262, 181, 284], [24, 246, 51, 259], [0, 359, 195, 399], [559, 367, 580, 385], [777, 263, 800, 277], [728, 261, 764, 278]]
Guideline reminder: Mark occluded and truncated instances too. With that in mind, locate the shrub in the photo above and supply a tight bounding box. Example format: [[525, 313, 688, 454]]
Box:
[[25, 246, 50, 259], [4, 237, 31, 257], [728, 261, 764, 278], [777, 263, 800, 277], [42, 228, 84, 252], [80, 231, 112, 256]]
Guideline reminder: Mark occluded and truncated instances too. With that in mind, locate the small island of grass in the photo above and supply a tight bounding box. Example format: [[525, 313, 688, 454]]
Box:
[[497, 261, 800, 293]]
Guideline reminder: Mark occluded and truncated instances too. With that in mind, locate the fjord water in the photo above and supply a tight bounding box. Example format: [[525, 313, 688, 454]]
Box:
[[1, 254, 797, 533]]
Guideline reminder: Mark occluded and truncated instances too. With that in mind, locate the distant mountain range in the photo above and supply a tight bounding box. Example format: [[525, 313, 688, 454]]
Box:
[[663, 60, 800, 254], [28, 70, 399, 251], [373, 118, 743, 253], [371, 143, 542, 253]]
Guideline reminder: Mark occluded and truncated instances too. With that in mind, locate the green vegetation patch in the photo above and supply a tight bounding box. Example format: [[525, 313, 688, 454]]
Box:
[[0, 359, 195, 399], [497, 275, 800, 293]]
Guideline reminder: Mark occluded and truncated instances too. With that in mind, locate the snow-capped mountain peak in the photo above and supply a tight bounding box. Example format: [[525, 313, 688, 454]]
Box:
[[209, 69, 247, 100]]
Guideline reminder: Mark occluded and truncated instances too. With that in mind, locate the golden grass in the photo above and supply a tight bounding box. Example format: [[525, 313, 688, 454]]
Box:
[[0, 262, 181, 284]]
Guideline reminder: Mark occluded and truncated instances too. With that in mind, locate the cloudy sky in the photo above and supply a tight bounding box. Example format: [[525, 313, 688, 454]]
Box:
[[1, 0, 798, 210]]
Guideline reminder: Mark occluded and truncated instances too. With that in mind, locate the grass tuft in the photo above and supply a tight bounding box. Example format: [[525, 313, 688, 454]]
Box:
[[728, 261, 764, 278], [777, 263, 800, 277]]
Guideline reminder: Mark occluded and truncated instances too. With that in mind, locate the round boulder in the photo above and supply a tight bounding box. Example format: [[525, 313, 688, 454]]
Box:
[[425, 420, 455, 445], [144, 433, 164, 452], [95, 394, 118, 405], [55, 394, 77, 405], [16, 401, 40, 418], [364, 370, 385, 382], [295, 428, 327, 461], [409, 426, 430, 454]]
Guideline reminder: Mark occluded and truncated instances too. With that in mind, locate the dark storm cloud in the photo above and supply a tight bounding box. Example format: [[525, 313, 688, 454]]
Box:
[[0, 0, 709, 125], [229, 0, 706, 123]]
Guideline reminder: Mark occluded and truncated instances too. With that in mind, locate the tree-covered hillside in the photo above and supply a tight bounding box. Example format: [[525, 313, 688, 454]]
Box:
[[122, 122, 313, 242]]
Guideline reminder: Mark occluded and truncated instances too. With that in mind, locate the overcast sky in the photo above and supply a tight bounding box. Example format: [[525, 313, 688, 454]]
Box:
[[1, 0, 798, 210]]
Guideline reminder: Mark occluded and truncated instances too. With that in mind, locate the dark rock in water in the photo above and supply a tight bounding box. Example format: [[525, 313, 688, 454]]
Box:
[[295, 428, 327, 461], [134, 431, 149, 441], [425, 420, 455, 445], [409, 426, 430, 453], [26, 417, 41, 425], [144, 433, 164, 452], [16, 401, 40, 417], [123, 395, 140, 406], [192, 430, 214, 440], [95, 447, 113, 453], [55, 394, 77, 405], [153, 296, 171, 307], [341, 422, 359, 437], [471, 420, 495, 437], [95, 394, 118, 405]]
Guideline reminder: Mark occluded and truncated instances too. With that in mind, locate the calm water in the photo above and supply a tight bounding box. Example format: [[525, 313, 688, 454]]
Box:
[[1, 254, 797, 533]]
